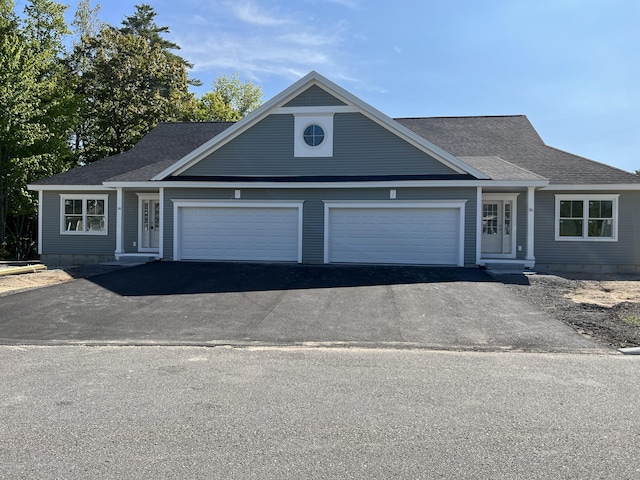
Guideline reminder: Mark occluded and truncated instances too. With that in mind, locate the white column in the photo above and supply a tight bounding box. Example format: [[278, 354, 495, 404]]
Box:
[[526, 186, 535, 261], [476, 187, 483, 265], [158, 187, 164, 259], [115, 187, 123, 255], [37, 190, 43, 255]]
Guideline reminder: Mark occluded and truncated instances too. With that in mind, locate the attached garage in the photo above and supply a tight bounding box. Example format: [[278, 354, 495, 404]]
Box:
[[324, 201, 466, 266], [173, 201, 303, 262]]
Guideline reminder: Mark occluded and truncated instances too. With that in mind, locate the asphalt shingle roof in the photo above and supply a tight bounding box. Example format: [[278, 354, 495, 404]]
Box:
[[396, 115, 640, 185], [33, 122, 234, 186], [31, 115, 640, 186]]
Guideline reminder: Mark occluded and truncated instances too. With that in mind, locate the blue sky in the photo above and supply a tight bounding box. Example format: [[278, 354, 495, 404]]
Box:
[[62, 0, 640, 172]]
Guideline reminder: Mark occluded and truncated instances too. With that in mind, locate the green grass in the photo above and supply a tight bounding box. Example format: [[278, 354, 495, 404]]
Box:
[[622, 315, 640, 326]]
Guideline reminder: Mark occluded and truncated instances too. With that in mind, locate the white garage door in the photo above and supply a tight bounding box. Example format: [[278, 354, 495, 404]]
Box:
[[327, 206, 462, 265], [178, 205, 301, 262]]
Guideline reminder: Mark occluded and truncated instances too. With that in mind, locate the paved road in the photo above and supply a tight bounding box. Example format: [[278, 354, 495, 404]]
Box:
[[1, 346, 638, 479], [0, 262, 601, 352]]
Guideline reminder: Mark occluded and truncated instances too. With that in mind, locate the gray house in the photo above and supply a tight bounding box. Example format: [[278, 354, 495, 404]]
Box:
[[29, 71, 640, 272]]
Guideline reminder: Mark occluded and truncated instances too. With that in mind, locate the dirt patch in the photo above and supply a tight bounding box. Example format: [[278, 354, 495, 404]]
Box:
[[0, 264, 128, 296], [499, 273, 640, 349]]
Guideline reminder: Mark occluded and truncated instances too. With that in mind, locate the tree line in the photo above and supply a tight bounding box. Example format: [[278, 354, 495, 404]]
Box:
[[0, 0, 263, 259]]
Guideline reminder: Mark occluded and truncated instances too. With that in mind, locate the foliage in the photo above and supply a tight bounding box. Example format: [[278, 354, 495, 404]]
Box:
[[0, 0, 265, 258], [196, 74, 263, 122], [68, 25, 197, 163], [0, 0, 75, 258]]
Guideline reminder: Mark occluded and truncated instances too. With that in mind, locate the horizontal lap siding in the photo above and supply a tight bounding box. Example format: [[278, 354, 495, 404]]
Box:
[[163, 187, 477, 264], [122, 190, 138, 253], [41, 190, 116, 256], [283, 85, 347, 107], [534, 190, 640, 266], [181, 113, 459, 177]]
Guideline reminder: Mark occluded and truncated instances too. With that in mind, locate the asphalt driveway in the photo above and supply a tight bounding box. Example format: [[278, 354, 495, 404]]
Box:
[[0, 262, 604, 352]]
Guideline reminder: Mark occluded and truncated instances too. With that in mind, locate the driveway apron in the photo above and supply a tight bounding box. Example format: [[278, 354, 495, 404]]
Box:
[[0, 262, 603, 352]]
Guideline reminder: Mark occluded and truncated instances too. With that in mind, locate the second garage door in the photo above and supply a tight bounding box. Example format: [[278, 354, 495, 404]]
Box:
[[326, 204, 464, 265], [177, 203, 302, 262]]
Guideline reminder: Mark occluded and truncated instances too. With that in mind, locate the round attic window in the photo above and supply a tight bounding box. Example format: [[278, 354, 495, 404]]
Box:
[[303, 124, 325, 147]]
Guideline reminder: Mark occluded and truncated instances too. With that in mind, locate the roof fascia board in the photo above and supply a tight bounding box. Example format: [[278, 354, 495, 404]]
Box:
[[153, 71, 490, 181], [541, 184, 640, 191], [103, 179, 548, 189], [27, 184, 115, 191]]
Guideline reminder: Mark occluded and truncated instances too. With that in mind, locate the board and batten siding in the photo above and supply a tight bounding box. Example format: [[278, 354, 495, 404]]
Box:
[[180, 113, 459, 178], [163, 187, 477, 264], [534, 190, 640, 269], [282, 85, 347, 107], [41, 190, 117, 257]]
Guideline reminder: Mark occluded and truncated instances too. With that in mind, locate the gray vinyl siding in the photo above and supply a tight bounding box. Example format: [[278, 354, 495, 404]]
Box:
[[163, 187, 478, 264], [40, 190, 116, 256], [534, 190, 640, 268], [180, 113, 459, 177], [283, 85, 347, 107], [122, 190, 139, 253]]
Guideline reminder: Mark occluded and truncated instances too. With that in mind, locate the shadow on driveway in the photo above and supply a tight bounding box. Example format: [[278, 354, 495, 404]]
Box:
[[0, 262, 602, 352], [86, 261, 496, 296]]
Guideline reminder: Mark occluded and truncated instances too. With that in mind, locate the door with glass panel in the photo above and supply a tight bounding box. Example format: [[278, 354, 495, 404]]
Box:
[[481, 200, 513, 255], [141, 198, 160, 250]]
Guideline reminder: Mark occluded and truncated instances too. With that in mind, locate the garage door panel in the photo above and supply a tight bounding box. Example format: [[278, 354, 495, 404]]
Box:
[[328, 207, 460, 265], [179, 206, 300, 262]]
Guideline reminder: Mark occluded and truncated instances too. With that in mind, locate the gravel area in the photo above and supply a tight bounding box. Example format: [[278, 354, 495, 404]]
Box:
[[494, 272, 640, 349]]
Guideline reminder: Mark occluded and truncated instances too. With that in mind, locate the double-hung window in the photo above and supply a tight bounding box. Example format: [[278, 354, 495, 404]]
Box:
[[60, 194, 108, 235], [555, 194, 618, 241]]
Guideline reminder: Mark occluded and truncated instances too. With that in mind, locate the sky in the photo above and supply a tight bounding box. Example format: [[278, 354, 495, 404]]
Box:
[[58, 0, 640, 172]]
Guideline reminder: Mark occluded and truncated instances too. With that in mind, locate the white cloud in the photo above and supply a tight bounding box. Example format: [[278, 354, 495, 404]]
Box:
[[175, 4, 355, 90], [229, 1, 293, 26]]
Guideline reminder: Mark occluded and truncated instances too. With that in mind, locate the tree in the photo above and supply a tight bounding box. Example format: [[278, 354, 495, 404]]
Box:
[[68, 25, 196, 163], [0, 0, 75, 258], [120, 3, 200, 85], [196, 74, 263, 122]]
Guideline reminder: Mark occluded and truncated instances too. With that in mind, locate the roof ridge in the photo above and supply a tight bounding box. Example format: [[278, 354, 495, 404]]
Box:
[[395, 114, 527, 120]]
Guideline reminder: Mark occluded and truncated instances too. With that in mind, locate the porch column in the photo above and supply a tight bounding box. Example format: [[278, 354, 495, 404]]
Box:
[[37, 190, 43, 255], [476, 186, 483, 264], [115, 187, 123, 254], [158, 187, 164, 259], [526, 186, 535, 261]]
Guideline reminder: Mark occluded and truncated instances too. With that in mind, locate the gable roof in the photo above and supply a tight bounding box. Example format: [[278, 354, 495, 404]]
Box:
[[150, 71, 489, 181], [28, 76, 640, 189], [397, 116, 640, 185]]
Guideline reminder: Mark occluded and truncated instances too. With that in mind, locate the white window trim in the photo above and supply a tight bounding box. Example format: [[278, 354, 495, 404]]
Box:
[[293, 113, 334, 157], [60, 194, 109, 235], [554, 194, 619, 242]]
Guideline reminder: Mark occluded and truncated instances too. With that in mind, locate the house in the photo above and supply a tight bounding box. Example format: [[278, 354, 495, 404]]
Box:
[[28, 71, 640, 273]]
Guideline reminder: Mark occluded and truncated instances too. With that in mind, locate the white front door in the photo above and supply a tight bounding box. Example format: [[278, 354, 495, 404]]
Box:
[[481, 199, 513, 255], [141, 199, 160, 250]]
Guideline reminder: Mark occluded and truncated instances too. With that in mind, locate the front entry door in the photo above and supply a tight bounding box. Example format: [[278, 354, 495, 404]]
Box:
[[141, 199, 160, 250], [482, 200, 512, 255]]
